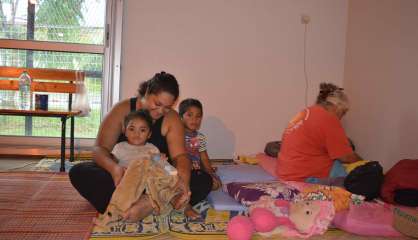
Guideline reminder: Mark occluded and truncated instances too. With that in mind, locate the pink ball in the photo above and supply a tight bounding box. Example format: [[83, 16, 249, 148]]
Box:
[[227, 216, 254, 240], [250, 207, 279, 232]]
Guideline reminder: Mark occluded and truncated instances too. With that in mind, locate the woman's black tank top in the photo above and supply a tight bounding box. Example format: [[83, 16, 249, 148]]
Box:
[[116, 97, 170, 158]]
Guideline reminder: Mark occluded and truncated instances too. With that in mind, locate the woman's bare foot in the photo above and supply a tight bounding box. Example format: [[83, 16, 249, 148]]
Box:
[[122, 195, 154, 222], [184, 204, 200, 220]]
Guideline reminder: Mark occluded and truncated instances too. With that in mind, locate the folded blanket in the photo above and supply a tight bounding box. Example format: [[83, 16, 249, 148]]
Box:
[[97, 158, 180, 226]]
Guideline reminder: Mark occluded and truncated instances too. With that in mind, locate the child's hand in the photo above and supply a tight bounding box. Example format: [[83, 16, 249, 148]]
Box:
[[210, 173, 222, 191], [152, 153, 168, 162], [111, 164, 126, 187]]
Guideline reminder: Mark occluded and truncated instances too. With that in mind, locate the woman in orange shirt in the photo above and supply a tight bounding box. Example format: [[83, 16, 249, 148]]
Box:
[[276, 83, 362, 181]]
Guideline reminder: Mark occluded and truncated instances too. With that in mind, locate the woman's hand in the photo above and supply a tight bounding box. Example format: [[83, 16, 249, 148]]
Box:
[[160, 153, 168, 162], [111, 164, 126, 186], [172, 177, 191, 210]]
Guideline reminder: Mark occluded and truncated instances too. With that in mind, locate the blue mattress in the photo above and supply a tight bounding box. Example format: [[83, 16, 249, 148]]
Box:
[[216, 164, 276, 184], [207, 190, 247, 211], [207, 164, 276, 211]]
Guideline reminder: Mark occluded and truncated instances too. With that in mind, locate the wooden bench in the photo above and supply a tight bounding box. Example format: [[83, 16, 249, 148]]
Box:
[[0, 67, 85, 172]]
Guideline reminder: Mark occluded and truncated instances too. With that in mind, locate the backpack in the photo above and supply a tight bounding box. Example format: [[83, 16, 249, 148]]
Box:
[[344, 161, 384, 201]]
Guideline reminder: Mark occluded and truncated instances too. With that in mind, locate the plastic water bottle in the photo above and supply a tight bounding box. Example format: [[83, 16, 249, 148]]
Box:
[[18, 71, 32, 110], [152, 154, 178, 176]]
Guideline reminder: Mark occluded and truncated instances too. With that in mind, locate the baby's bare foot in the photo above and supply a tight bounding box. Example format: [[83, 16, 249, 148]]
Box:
[[122, 195, 154, 222], [170, 193, 183, 209], [184, 204, 200, 220]]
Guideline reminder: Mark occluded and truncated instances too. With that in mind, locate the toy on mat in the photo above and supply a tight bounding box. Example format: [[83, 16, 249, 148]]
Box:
[[234, 155, 258, 165], [227, 196, 335, 239], [227, 216, 255, 240]]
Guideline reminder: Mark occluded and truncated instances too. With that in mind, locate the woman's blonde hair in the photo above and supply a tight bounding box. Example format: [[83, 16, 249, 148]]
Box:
[[316, 83, 349, 111]]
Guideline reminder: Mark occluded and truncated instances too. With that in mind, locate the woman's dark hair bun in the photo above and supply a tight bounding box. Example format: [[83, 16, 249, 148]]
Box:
[[138, 71, 179, 100], [155, 71, 166, 78]]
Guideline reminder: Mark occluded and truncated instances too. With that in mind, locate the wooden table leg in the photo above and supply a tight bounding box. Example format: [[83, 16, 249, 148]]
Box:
[[60, 117, 67, 172]]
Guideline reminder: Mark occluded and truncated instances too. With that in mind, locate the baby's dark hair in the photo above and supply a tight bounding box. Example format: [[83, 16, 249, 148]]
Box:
[[138, 71, 179, 100], [316, 82, 344, 104], [124, 110, 153, 129], [178, 98, 203, 117]]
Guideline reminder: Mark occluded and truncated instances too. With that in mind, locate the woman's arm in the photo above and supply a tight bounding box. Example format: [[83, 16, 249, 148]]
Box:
[[162, 110, 191, 209], [94, 99, 130, 185], [163, 110, 191, 185]]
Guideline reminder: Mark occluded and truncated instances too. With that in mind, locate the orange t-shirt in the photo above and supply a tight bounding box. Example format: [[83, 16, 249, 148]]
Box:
[[276, 105, 353, 181]]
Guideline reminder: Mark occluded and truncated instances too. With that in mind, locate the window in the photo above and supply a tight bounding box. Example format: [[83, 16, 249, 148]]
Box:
[[0, 0, 121, 139]]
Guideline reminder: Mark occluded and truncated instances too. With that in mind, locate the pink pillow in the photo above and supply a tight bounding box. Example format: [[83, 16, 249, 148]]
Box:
[[333, 202, 402, 237], [256, 153, 278, 178]]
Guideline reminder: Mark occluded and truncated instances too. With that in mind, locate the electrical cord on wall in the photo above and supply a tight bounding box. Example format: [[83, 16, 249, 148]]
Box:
[[303, 22, 309, 107]]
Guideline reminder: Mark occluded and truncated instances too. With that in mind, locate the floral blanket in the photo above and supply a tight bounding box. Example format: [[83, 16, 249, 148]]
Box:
[[92, 201, 246, 237], [225, 181, 300, 206]]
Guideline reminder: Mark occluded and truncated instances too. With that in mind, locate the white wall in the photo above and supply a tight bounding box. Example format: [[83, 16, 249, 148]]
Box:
[[343, 0, 418, 170], [121, 0, 348, 158]]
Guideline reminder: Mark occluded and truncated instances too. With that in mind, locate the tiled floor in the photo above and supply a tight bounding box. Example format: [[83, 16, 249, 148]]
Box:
[[0, 144, 93, 158], [0, 157, 41, 171], [0, 144, 93, 172]]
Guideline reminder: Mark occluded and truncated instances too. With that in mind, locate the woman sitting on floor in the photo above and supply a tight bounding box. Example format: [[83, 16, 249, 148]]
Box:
[[276, 83, 362, 182], [69, 72, 191, 221]]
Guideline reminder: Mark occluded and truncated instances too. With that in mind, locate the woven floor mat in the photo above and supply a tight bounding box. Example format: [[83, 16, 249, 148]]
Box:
[[0, 171, 97, 240]]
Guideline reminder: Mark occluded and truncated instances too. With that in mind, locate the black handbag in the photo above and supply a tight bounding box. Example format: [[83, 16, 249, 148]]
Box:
[[344, 161, 384, 201]]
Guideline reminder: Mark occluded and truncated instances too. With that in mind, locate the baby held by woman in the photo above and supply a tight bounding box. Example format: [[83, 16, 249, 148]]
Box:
[[95, 110, 184, 225]]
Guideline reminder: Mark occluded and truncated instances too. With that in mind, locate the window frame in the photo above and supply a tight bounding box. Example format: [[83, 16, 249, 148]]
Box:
[[0, 0, 123, 147]]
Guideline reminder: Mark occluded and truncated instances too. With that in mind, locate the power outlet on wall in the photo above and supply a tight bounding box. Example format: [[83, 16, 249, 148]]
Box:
[[301, 14, 310, 24]]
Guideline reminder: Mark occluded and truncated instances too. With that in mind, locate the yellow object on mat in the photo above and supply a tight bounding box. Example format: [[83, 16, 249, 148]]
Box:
[[205, 209, 231, 223], [238, 155, 258, 164], [169, 232, 229, 240], [343, 160, 370, 173], [301, 185, 352, 212], [90, 234, 165, 240]]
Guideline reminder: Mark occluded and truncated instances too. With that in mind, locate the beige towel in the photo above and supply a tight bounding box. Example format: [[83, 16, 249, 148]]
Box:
[[97, 158, 180, 226]]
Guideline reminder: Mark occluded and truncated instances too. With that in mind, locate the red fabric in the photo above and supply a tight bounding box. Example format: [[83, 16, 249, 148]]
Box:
[[381, 159, 418, 204], [276, 105, 352, 181]]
